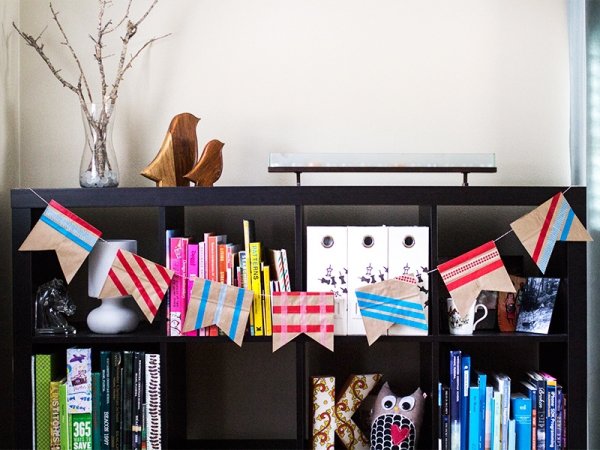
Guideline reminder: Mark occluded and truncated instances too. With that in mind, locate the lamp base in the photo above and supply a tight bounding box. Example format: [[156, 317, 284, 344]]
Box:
[[87, 297, 139, 334]]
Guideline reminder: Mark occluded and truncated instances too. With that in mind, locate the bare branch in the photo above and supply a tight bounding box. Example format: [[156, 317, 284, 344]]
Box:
[[106, 0, 133, 34], [134, 0, 158, 28], [95, 0, 109, 100], [49, 3, 93, 103]]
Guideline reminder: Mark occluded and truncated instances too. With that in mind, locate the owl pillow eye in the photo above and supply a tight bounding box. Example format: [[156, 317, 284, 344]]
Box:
[[399, 396, 415, 411], [381, 395, 396, 410]]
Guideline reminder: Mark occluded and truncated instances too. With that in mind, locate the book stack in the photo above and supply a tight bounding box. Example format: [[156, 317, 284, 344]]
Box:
[[439, 350, 566, 450], [165, 219, 291, 337], [32, 349, 162, 450]]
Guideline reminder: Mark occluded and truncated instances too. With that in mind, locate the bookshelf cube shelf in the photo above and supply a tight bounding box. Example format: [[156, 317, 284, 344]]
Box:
[[11, 186, 587, 449]]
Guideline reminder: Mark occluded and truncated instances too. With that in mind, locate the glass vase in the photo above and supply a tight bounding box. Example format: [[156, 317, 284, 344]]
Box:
[[79, 102, 120, 187]]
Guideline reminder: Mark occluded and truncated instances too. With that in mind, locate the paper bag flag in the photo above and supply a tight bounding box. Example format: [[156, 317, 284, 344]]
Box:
[[335, 373, 382, 450], [438, 241, 515, 317], [183, 278, 254, 346], [98, 249, 174, 323], [272, 292, 335, 352], [356, 276, 427, 345], [19, 200, 102, 283], [510, 192, 592, 273]]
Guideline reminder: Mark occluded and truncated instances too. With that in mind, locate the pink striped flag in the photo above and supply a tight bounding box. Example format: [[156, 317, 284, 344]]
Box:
[[19, 200, 102, 283], [272, 292, 334, 352], [437, 241, 515, 317], [510, 192, 592, 273], [182, 278, 254, 346], [98, 249, 174, 323]]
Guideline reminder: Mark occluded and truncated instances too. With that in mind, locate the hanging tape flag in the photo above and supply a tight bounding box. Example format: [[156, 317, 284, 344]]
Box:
[[510, 192, 592, 273], [98, 249, 174, 323], [19, 199, 102, 283]]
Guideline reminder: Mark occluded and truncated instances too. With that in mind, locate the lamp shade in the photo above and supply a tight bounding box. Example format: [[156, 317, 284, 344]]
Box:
[[88, 239, 137, 298]]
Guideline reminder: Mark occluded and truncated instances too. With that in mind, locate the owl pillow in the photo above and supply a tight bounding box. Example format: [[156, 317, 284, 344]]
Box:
[[370, 383, 426, 450]]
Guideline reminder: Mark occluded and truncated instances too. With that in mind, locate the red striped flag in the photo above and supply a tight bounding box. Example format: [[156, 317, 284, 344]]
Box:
[[98, 249, 174, 323], [272, 292, 335, 352], [437, 241, 515, 317]]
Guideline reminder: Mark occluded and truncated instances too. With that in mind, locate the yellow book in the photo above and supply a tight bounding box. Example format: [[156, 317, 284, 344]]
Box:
[[262, 264, 272, 336], [249, 241, 264, 336]]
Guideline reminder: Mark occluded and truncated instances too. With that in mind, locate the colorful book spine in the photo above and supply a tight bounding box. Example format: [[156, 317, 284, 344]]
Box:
[[520, 381, 537, 450], [441, 384, 450, 450], [508, 419, 516, 450], [121, 350, 134, 448], [35, 353, 59, 450], [477, 372, 488, 450], [555, 385, 563, 450], [132, 351, 145, 450], [527, 372, 546, 450], [92, 372, 101, 450], [111, 351, 123, 450], [218, 243, 227, 283], [186, 243, 200, 337], [450, 350, 462, 450], [511, 393, 532, 450], [169, 237, 189, 336], [461, 354, 471, 450], [249, 241, 264, 336], [70, 412, 93, 450], [145, 354, 162, 450], [492, 373, 511, 450], [540, 372, 557, 449], [165, 229, 182, 334], [100, 350, 111, 450], [280, 248, 291, 291], [262, 264, 272, 335], [469, 385, 480, 450], [485, 386, 493, 450], [59, 379, 71, 450], [492, 390, 501, 450], [49, 377, 62, 450]]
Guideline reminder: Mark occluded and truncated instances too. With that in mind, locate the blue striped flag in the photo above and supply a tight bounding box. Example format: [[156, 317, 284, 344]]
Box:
[[19, 200, 102, 283]]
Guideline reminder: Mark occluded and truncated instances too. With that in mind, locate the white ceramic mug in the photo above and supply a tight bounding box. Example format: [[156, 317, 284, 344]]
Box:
[[447, 298, 488, 335]]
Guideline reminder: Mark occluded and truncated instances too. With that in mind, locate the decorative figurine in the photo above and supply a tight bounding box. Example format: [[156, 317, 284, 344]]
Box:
[[141, 113, 200, 186], [35, 278, 77, 335], [184, 139, 225, 187], [370, 383, 426, 450]]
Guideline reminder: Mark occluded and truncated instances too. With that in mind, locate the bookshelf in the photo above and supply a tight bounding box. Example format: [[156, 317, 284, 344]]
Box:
[[11, 186, 587, 449]]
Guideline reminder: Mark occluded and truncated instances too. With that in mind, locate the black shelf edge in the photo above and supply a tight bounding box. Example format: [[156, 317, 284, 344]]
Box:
[[438, 332, 568, 343], [170, 438, 298, 449]]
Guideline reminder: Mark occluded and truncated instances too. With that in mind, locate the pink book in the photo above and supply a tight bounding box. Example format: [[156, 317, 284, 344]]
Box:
[[169, 237, 189, 336], [185, 243, 199, 336]]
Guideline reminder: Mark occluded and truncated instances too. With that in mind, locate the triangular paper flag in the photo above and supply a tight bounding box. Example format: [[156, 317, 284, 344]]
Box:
[[98, 249, 174, 323], [510, 192, 592, 273], [19, 200, 102, 283], [272, 292, 334, 352], [182, 278, 254, 346], [356, 275, 427, 345], [438, 241, 515, 317]]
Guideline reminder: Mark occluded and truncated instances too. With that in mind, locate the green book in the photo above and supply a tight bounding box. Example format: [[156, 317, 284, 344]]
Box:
[[92, 372, 102, 450], [35, 354, 59, 450], [59, 379, 71, 450], [71, 413, 92, 450]]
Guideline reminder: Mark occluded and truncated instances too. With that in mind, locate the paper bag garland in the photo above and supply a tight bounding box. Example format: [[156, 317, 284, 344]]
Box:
[[356, 276, 427, 345], [272, 292, 335, 352], [510, 192, 592, 273], [19, 200, 102, 283], [335, 373, 382, 450], [437, 241, 515, 317], [182, 278, 254, 346], [98, 249, 174, 323], [312, 376, 336, 450]]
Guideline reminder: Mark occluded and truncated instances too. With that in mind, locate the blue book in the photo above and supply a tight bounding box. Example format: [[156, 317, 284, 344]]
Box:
[[521, 381, 538, 450], [508, 419, 516, 450], [539, 372, 557, 449], [476, 371, 488, 450], [511, 393, 532, 450], [450, 350, 462, 450], [527, 372, 546, 450], [490, 395, 496, 450], [556, 385, 563, 450], [469, 385, 480, 450], [461, 355, 472, 449]]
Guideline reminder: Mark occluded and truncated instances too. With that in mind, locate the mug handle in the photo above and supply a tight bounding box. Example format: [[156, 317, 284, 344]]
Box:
[[472, 304, 488, 330]]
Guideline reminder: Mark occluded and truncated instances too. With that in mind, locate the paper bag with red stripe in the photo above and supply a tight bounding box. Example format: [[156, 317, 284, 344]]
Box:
[[19, 200, 102, 283], [182, 278, 254, 346], [510, 192, 592, 273], [272, 292, 335, 352], [438, 241, 515, 317], [98, 249, 174, 323], [356, 276, 426, 345]]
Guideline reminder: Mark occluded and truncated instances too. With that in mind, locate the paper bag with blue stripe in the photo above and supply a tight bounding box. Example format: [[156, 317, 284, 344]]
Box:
[[355, 275, 427, 345], [510, 192, 592, 273], [183, 278, 254, 346], [19, 200, 102, 283]]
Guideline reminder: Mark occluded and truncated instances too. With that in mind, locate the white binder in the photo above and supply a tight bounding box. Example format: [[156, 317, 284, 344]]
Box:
[[347, 226, 389, 335], [306, 226, 348, 335], [387, 226, 430, 335]]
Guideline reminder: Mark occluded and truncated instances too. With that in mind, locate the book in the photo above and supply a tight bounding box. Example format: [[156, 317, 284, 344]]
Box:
[[111, 351, 123, 450], [440, 383, 450, 450], [249, 241, 264, 336], [515, 278, 561, 334], [59, 379, 71, 450], [539, 372, 557, 449], [121, 350, 134, 449], [186, 242, 199, 337], [520, 380, 538, 450], [485, 386, 494, 450], [492, 389, 502, 450], [449, 350, 462, 450], [476, 371, 488, 450], [145, 354, 162, 450], [469, 385, 481, 450], [262, 264, 272, 336], [527, 371, 546, 450], [49, 376, 63, 450], [71, 412, 93, 450], [165, 228, 182, 334], [35, 353, 60, 450], [511, 393, 532, 450], [92, 372, 102, 450], [555, 385, 563, 450], [169, 236, 189, 336], [132, 351, 145, 450], [460, 355, 472, 450], [508, 419, 516, 450], [492, 373, 511, 450], [100, 350, 111, 450]]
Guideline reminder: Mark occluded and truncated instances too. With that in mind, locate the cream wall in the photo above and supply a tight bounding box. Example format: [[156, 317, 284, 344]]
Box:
[[18, 0, 570, 188]]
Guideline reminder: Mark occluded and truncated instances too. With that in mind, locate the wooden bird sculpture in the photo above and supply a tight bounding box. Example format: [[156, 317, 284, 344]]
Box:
[[141, 113, 200, 186], [184, 139, 224, 187]]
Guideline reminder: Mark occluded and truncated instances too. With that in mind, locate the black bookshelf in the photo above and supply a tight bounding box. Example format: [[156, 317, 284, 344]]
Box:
[[11, 186, 587, 449]]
